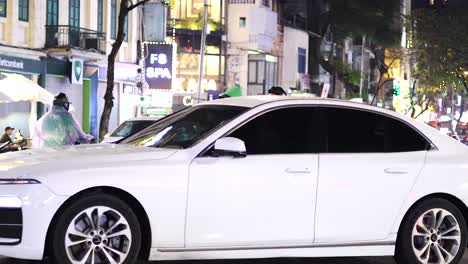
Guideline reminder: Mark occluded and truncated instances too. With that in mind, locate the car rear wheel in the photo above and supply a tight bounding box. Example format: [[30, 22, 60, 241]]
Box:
[[49, 193, 142, 264], [396, 198, 467, 264]]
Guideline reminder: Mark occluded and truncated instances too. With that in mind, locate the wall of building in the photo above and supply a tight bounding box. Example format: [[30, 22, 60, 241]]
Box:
[[281, 26, 308, 90], [97, 81, 120, 133], [0, 101, 30, 137], [226, 0, 281, 95], [228, 2, 278, 53]]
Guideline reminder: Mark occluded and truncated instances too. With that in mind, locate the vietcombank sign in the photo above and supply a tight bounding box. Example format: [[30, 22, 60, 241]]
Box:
[[0, 58, 25, 69], [0, 54, 43, 74]]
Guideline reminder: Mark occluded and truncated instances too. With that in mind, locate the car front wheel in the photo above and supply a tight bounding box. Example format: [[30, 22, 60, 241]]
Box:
[[49, 193, 142, 264], [396, 198, 467, 264]]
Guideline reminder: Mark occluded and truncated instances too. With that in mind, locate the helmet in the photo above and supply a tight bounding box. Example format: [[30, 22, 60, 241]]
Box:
[[53, 93, 71, 111], [268, 86, 287, 96]]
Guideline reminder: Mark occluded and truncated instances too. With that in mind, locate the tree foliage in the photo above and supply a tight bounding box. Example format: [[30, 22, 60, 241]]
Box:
[[328, 0, 401, 46], [314, 0, 402, 93], [405, 83, 440, 119], [410, 5, 468, 93]]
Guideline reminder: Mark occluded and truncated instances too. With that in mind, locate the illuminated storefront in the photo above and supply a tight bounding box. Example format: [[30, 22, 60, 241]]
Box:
[[168, 0, 225, 109]]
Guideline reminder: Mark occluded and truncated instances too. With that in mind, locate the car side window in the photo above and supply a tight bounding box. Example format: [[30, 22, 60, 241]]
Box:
[[228, 107, 321, 155], [385, 117, 429, 152], [323, 107, 429, 153], [324, 107, 385, 153]]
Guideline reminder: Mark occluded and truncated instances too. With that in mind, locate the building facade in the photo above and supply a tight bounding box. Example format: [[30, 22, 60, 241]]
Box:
[[167, 0, 225, 110], [226, 0, 281, 95], [0, 0, 141, 139], [225, 0, 310, 96]]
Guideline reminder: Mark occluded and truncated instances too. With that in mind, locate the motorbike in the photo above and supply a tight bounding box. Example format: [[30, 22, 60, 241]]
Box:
[[13, 130, 28, 148], [0, 130, 28, 154]]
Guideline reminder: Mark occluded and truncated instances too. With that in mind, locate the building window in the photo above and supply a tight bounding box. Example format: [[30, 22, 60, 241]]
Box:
[[69, 0, 80, 28], [111, 0, 117, 39], [239, 17, 246, 28], [46, 0, 58, 25], [170, 0, 224, 30], [248, 54, 278, 95], [262, 0, 270, 7], [298, 48, 306, 74], [0, 0, 6, 17], [97, 0, 103, 32], [18, 0, 29, 21], [124, 15, 129, 41]]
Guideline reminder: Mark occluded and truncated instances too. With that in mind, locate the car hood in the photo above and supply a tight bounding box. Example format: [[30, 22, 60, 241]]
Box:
[[0, 144, 178, 179]]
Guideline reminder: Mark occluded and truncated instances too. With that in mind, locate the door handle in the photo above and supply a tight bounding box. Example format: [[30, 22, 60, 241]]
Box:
[[384, 168, 408, 175], [285, 168, 312, 174]]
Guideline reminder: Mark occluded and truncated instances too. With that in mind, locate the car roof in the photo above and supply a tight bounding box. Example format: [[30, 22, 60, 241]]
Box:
[[202, 95, 396, 116]]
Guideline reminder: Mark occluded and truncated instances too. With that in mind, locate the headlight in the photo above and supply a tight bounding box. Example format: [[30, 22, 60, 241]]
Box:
[[0, 179, 41, 185]]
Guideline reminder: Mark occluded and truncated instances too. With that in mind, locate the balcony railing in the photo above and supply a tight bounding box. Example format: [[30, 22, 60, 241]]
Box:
[[45, 25, 106, 53], [229, 0, 255, 4]]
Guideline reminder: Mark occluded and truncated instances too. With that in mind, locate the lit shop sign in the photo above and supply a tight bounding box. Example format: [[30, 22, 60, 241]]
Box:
[[183, 96, 194, 106], [144, 43, 173, 90], [175, 91, 220, 107]]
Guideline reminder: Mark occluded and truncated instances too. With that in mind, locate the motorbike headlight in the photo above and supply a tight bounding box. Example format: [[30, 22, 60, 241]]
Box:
[[0, 179, 41, 185]]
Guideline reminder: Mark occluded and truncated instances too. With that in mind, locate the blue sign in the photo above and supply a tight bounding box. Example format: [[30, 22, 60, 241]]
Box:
[[144, 43, 173, 90], [207, 90, 220, 101]]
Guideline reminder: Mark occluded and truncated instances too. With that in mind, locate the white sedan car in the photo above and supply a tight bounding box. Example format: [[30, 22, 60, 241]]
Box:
[[0, 96, 467, 264]]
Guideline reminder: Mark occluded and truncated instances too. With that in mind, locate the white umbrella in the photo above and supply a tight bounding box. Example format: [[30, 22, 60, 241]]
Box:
[[0, 73, 54, 104], [0, 91, 12, 103], [0, 73, 55, 138]]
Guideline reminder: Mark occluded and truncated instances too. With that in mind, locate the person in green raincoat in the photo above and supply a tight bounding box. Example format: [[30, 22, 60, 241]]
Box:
[[32, 93, 94, 148]]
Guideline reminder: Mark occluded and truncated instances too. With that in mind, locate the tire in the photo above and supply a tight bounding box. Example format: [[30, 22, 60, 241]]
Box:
[[49, 193, 142, 264], [395, 198, 467, 264]]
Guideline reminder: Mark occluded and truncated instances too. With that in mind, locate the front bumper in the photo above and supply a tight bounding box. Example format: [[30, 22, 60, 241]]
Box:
[[0, 203, 22, 245], [0, 184, 68, 260]]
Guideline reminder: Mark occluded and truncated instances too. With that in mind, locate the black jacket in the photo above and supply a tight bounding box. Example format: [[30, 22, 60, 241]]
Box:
[[0, 133, 12, 144]]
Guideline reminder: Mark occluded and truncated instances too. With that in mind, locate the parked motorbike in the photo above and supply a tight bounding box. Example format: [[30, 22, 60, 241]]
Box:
[[13, 130, 28, 148], [0, 130, 28, 153]]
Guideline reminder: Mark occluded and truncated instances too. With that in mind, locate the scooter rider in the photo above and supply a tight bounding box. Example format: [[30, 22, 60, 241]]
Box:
[[32, 93, 94, 148]]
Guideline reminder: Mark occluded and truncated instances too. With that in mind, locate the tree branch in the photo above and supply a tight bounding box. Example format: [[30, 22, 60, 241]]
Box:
[[128, 0, 151, 12], [370, 57, 397, 106], [414, 97, 433, 119]]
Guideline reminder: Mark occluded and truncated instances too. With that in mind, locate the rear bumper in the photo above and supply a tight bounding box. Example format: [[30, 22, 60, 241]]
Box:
[[0, 184, 68, 260]]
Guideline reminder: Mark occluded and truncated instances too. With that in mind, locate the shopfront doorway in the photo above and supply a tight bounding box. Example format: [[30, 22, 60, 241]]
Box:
[[248, 54, 279, 95]]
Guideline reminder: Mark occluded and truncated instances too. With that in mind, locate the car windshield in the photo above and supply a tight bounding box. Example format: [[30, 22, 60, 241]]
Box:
[[120, 105, 249, 149], [111, 120, 157, 138]]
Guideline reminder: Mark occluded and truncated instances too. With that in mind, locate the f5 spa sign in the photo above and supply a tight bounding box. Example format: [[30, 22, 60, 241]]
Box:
[[144, 43, 173, 90]]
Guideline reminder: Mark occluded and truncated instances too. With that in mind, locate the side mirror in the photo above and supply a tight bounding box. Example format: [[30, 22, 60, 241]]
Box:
[[214, 137, 247, 158]]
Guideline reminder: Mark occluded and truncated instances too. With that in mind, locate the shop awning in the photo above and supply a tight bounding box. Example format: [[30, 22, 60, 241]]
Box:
[[0, 73, 54, 104]]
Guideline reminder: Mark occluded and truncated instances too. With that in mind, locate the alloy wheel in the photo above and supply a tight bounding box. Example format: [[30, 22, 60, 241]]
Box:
[[412, 208, 462, 264], [64, 206, 132, 264]]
